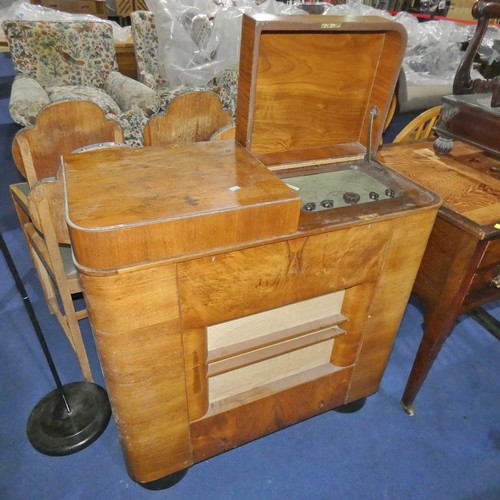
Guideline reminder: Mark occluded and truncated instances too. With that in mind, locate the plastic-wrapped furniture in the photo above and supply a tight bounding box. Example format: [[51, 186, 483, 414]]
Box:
[[130, 10, 238, 118], [396, 68, 452, 113], [3, 19, 160, 146]]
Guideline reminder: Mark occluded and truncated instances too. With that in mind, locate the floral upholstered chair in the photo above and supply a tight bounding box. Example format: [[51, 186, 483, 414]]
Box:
[[131, 10, 238, 119], [3, 19, 160, 146]]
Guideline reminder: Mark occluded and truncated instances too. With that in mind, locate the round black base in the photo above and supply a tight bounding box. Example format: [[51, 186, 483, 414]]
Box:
[[139, 468, 189, 490], [333, 397, 367, 414], [27, 382, 111, 456]]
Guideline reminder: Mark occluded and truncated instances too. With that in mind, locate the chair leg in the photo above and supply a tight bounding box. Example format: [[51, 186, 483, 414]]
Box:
[[48, 290, 93, 382], [30, 249, 58, 315], [25, 246, 93, 381], [64, 306, 93, 383], [15, 186, 93, 382], [55, 278, 93, 382], [29, 238, 93, 381], [11, 189, 57, 313]]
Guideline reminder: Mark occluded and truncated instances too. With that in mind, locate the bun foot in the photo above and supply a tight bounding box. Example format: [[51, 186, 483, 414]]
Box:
[[333, 397, 367, 413], [137, 468, 189, 490]]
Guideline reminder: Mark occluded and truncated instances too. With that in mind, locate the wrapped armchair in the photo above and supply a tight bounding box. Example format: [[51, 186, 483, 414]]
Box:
[[3, 19, 160, 146], [131, 10, 238, 119]]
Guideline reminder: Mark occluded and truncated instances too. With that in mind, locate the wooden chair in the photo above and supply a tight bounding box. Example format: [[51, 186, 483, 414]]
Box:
[[22, 172, 92, 380], [12, 100, 124, 187], [383, 94, 397, 133], [392, 105, 442, 144], [143, 91, 233, 146], [10, 101, 126, 381], [14, 138, 130, 382]]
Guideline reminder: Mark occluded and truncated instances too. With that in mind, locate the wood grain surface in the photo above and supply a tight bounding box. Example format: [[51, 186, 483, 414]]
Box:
[[378, 141, 500, 232], [63, 14, 443, 485]]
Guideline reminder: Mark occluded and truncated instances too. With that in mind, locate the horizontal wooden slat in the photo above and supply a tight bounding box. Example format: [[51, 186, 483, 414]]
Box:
[[208, 313, 347, 363], [207, 363, 342, 415], [208, 325, 345, 376]]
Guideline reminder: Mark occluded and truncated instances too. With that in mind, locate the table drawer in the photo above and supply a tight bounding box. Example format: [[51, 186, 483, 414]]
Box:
[[467, 263, 500, 298], [478, 238, 500, 270]]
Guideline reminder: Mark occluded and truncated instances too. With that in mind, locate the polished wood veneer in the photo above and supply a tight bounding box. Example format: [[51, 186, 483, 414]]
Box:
[[64, 140, 439, 483], [63, 14, 440, 486]]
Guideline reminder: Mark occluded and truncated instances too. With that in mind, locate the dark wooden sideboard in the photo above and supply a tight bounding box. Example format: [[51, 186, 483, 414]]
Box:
[[378, 140, 500, 414]]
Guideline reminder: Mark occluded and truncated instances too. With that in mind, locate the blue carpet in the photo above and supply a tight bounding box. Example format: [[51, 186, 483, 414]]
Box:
[[0, 52, 499, 499]]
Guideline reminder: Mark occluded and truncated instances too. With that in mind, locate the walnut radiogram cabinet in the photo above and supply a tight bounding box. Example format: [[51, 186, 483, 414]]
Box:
[[63, 14, 440, 486]]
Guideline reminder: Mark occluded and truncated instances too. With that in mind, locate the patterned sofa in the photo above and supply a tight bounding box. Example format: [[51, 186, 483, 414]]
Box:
[[131, 10, 238, 119], [3, 19, 160, 146]]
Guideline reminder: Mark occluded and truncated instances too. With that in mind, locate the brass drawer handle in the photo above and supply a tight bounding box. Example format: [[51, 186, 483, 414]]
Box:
[[491, 275, 500, 288]]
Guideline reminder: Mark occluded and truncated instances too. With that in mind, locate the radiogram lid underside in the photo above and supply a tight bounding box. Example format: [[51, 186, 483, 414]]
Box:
[[235, 13, 408, 165]]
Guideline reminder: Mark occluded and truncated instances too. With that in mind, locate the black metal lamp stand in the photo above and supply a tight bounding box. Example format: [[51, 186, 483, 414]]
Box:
[[1, 232, 111, 456]]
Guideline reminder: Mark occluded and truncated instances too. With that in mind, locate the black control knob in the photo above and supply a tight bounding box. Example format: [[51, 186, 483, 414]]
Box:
[[343, 192, 360, 205], [303, 202, 316, 212], [385, 188, 396, 198], [320, 199, 334, 209], [369, 191, 379, 200]]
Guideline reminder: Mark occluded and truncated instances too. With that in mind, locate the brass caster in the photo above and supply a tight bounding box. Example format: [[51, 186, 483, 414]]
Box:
[[401, 401, 415, 416]]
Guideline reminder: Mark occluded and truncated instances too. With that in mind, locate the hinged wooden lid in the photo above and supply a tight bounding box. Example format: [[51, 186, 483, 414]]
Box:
[[63, 142, 301, 269], [235, 14, 407, 167]]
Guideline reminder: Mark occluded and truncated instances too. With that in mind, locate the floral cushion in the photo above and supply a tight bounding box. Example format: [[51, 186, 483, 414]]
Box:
[[45, 85, 122, 116], [110, 109, 150, 148], [3, 20, 118, 89], [214, 67, 239, 120], [157, 83, 210, 110], [9, 74, 50, 127], [104, 71, 159, 115]]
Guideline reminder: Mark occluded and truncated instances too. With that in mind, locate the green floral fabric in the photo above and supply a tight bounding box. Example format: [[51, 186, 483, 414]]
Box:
[[46, 85, 122, 115], [215, 67, 239, 120], [131, 11, 167, 90], [104, 71, 159, 115], [9, 74, 50, 126], [4, 20, 118, 88]]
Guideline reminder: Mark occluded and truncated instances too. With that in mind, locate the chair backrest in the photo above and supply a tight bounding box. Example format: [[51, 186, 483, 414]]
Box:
[[131, 11, 168, 90], [28, 141, 131, 269], [28, 173, 70, 246], [143, 91, 233, 146], [383, 94, 397, 133], [12, 100, 124, 186], [210, 125, 236, 141], [392, 106, 442, 144], [2, 20, 119, 88]]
